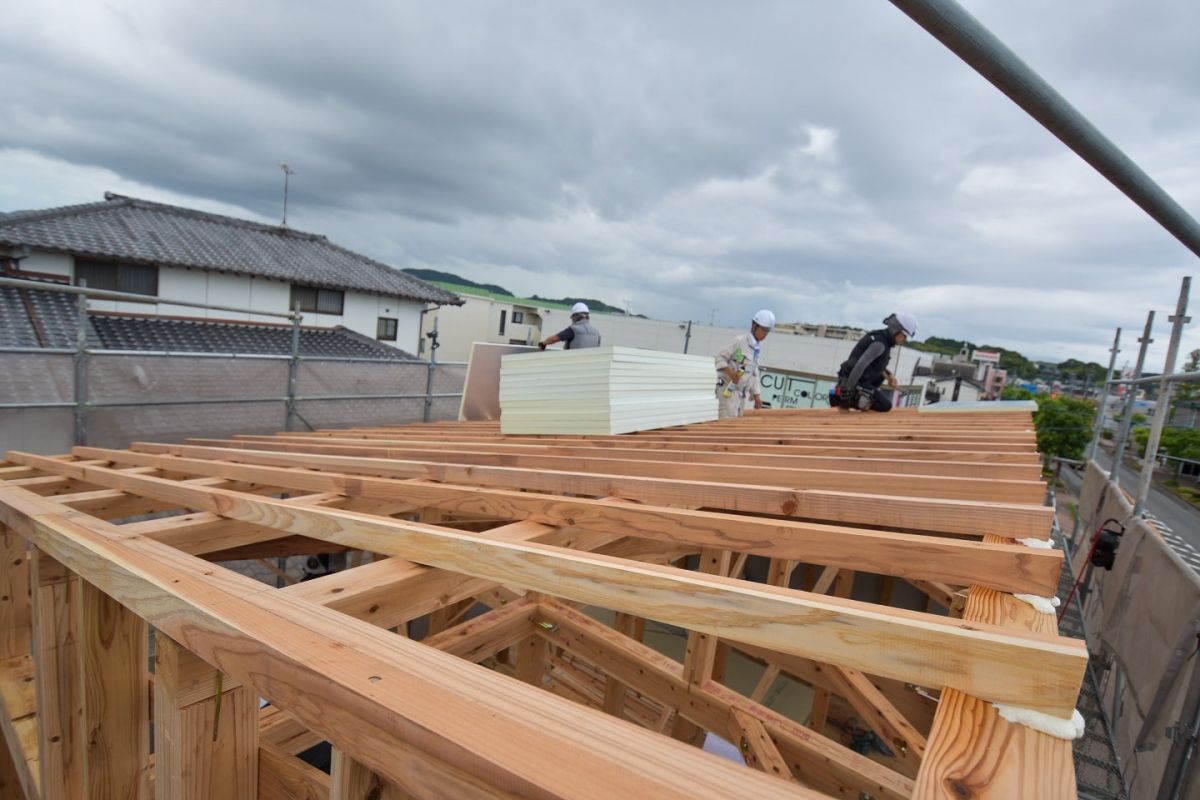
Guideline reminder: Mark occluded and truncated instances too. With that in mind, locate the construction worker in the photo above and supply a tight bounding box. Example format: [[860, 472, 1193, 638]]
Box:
[[539, 302, 602, 350], [715, 309, 775, 418], [830, 312, 917, 412]]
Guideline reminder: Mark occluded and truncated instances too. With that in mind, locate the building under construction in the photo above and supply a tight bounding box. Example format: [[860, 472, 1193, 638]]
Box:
[[0, 407, 1093, 798]]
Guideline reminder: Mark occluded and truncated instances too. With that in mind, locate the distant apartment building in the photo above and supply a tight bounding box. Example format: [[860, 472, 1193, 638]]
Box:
[[774, 321, 866, 341]]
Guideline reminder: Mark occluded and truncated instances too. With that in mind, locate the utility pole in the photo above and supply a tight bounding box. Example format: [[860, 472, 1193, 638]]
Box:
[[279, 162, 295, 227]]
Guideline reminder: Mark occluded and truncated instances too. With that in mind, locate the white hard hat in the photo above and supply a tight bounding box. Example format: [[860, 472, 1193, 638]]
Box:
[[752, 309, 775, 330], [889, 311, 918, 338], [570, 302, 590, 315]]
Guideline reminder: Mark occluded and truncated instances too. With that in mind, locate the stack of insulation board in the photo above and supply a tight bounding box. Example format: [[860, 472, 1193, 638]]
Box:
[[499, 346, 719, 434]]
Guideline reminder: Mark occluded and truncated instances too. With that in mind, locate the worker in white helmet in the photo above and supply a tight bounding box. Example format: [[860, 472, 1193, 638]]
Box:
[[715, 309, 775, 418], [830, 312, 917, 412], [539, 301, 602, 350]]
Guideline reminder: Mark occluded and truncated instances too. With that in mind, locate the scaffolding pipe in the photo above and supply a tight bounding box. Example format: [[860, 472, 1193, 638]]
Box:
[[1086, 327, 1121, 461], [1110, 311, 1155, 484], [889, 0, 1200, 261], [1134, 277, 1192, 516], [73, 287, 89, 446]]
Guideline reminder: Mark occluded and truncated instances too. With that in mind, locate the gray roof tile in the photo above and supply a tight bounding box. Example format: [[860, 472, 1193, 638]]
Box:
[[0, 193, 461, 305]]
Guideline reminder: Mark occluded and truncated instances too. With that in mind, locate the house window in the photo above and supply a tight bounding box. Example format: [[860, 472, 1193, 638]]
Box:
[[498, 310, 507, 336], [290, 285, 344, 315], [74, 260, 158, 296], [512, 311, 524, 324], [377, 317, 398, 341]]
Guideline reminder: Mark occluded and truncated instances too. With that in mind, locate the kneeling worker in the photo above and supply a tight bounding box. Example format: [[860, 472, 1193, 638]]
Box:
[[831, 312, 917, 412], [539, 302, 602, 350], [715, 309, 774, 418]]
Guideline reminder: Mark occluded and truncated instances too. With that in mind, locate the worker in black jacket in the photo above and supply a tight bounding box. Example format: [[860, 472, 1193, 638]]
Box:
[[829, 312, 917, 412]]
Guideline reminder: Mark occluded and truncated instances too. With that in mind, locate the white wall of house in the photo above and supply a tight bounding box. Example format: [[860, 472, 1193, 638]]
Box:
[[423, 295, 554, 362], [425, 290, 926, 383], [15, 251, 426, 353]]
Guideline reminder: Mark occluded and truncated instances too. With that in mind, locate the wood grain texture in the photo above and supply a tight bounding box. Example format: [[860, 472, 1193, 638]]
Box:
[[81, 581, 150, 800], [74, 445, 1063, 593], [154, 633, 258, 800], [913, 536, 1077, 799], [126, 441, 1054, 537], [0, 485, 826, 800], [31, 551, 83, 800], [3, 455, 1085, 715]]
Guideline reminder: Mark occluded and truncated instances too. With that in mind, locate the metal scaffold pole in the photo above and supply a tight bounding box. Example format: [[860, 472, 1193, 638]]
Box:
[[1110, 311, 1155, 484], [73, 281, 89, 446], [1134, 277, 1192, 516], [1087, 327, 1121, 461]]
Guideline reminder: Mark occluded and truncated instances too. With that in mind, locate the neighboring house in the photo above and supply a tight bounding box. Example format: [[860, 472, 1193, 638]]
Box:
[[0, 193, 460, 356], [420, 282, 571, 362], [923, 375, 985, 404]]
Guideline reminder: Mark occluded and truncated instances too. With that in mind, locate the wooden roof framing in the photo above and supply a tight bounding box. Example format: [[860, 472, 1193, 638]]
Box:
[[0, 407, 1084, 798]]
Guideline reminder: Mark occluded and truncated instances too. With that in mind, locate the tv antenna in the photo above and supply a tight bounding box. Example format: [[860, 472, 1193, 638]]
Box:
[[278, 162, 295, 226]]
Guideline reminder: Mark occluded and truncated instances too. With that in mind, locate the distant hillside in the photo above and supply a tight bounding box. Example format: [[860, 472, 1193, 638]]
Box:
[[403, 268, 511, 297], [403, 269, 631, 315]]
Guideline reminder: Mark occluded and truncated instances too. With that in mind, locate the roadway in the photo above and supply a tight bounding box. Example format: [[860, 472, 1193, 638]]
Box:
[[1058, 447, 1200, 571]]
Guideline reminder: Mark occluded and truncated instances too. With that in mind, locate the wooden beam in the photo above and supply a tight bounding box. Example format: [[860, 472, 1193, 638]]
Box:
[[73, 447, 1063, 593], [729, 707, 795, 782], [118, 443, 1054, 538], [1, 459, 1086, 714], [331, 748, 406, 800], [154, 632, 258, 799], [0, 485, 826, 800], [913, 537, 1077, 798], [210, 438, 1045, 501], [260, 741, 329, 800], [81, 581, 151, 799], [420, 598, 538, 662], [535, 599, 911, 800]]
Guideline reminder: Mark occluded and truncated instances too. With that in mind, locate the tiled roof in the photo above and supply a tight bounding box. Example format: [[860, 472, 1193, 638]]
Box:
[[90, 316, 417, 359], [0, 193, 461, 305], [1, 284, 413, 359]]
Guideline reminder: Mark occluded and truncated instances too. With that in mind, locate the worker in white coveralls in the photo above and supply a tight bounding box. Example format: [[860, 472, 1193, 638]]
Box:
[[714, 309, 775, 418], [539, 302, 602, 350]]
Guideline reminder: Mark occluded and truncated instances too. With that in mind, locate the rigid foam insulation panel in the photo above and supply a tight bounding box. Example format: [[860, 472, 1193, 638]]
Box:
[[499, 345, 718, 434]]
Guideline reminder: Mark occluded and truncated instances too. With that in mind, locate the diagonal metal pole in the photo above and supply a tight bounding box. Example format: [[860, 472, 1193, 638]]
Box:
[[888, 0, 1200, 261], [1111, 311, 1155, 483], [1134, 277, 1192, 516], [1086, 327, 1121, 461]]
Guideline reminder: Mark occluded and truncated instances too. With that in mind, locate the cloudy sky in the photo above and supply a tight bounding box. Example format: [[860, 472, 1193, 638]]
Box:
[[2, 0, 1198, 366]]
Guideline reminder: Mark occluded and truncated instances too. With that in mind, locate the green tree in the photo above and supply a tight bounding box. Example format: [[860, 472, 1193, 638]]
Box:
[[1134, 427, 1200, 459], [1171, 348, 1200, 416], [1001, 386, 1035, 400], [1032, 396, 1095, 463]]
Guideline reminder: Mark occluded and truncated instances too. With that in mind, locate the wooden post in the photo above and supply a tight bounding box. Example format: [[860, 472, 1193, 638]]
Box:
[[331, 748, 408, 799], [0, 524, 34, 800], [154, 632, 258, 799], [0, 526, 30, 660], [673, 548, 732, 745], [31, 550, 84, 800], [81, 580, 150, 798]]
